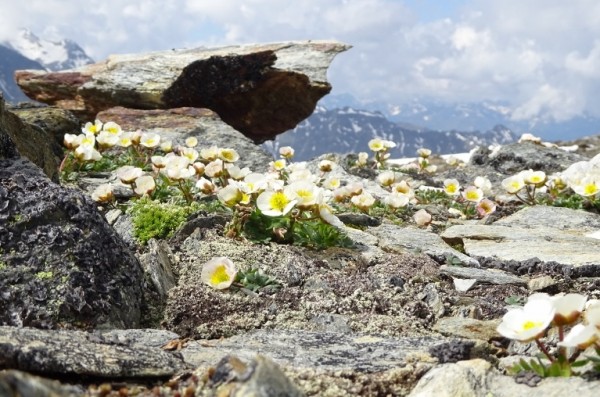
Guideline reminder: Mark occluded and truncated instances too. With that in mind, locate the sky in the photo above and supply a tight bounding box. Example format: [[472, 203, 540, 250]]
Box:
[[2, 0, 600, 126]]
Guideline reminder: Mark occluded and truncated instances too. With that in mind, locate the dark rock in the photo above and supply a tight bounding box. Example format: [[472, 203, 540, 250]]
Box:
[[0, 370, 84, 397], [0, 97, 61, 180], [0, 157, 144, 329], [429, 340, 475, 363], [10, 105, 81, 151]]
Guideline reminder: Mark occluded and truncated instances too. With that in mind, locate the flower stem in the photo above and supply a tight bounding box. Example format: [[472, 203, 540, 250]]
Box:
[[535, 339, 555, 363]]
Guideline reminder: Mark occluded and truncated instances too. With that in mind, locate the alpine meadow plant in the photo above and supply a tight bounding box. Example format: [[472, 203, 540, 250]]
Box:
[[498, 293, 600, 378]]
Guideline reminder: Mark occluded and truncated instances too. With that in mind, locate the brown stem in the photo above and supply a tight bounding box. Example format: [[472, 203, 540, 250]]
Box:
[[535, 338, 555, 363]]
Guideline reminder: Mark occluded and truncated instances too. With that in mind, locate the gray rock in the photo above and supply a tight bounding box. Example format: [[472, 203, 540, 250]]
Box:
[[138, 239, 177, 300], [371, 223, 480, 267], [452, 278, 477, 292], [16, 41, 350, 142], [0, 326, 189, 378], [440, 265, 527, 286], [181, 328, 443, 373], [408, 359, 600, 397], [96, 106, 274, 172], [433, 317, 501, 341], [0, 157, 144, 329], [495, 205, 600, 232], [528, 275, 558, 291], [0, 370, 84, 397]]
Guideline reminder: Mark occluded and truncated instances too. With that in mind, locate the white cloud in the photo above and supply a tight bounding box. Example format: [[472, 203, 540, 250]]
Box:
[[2, 0, 600, 123]]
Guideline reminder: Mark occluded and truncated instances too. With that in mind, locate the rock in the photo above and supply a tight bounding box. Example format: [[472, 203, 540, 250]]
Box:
[[452, 278, 477, 292], [182, 328, 439, 395], [9, 104, 81, 151], [528, 275, 558, 291], [408, 359, 600, 397], [433, 317, 501, 341], [440, 265, 527, 286], [371, 224, 480, 267], [442, 206, 600, 276], [0, 326, 189, 378], [207, 355, 303, 397], [0, 370, 84, 397], [163, 228, 442, 339], [0, 157, 144, 329], [138, 239, 177, 300], [96, 106, 274, 172], [0, 97, 61, 180], [15, 41, 350, 142]]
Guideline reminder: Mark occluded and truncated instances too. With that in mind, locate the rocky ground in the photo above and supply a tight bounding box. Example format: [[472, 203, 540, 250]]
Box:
[[2, 42, 600, 396]]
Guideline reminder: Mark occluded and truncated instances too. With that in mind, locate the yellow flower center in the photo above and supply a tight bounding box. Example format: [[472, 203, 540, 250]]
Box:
[[269, 192, 289, 212], [584, 183, 598, 196], [446, 185, 457, 193], [521, 320, 542, 331], [297, 189, 312, 199], [210, 264, 231, 285], [466, 191, 479, 201]]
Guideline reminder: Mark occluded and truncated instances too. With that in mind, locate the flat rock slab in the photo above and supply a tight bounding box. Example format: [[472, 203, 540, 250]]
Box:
[[371, 224, 480, 267], [15, 41, 350, 142], [433, 317, 501, 341], [440, 265, 526, 286], [182, 329, 444, 373], [0, 326, 188, 378]]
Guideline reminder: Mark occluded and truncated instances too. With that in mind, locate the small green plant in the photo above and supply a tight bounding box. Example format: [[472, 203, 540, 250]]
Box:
[[235, 268, 281, 292], [35, 271, 54, 280], [129, 198, 201, 244]]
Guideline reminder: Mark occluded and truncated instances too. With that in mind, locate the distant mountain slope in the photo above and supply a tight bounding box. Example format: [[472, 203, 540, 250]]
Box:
[[0, 45, 45, 102], [0, 29, 94, 103], [265, 106, 517, 161]]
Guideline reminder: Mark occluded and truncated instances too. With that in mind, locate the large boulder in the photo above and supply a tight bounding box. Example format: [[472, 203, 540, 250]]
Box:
[[0, 97, 144, 330], [15, 41, 350, 142]]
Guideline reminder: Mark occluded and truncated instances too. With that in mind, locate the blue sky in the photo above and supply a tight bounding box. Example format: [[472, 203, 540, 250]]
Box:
[[1, 0, 600, 127]]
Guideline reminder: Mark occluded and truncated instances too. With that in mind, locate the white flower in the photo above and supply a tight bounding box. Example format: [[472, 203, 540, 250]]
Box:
[[417, 148, 431, 158], [256, 190, 297, 217], [552, 293, 587, 325], [82, 119, 103, 135], [586, 302, 600, 328], [377, 170, 396, 187], [558, 324, 599, 349], [571, 176, 599, 197], [443, 179, 460, 196], [496, 296, 555, 342], [226, 164, 251, 180], [392, 180, 413, 197], [102, 121, 122, 136], [117, 165, 144, 184], [96, 131, 119, 147], [196, 177, 215, 194], [383, 140, 396, 149], [219, 148, 240, 163], [185, 136, 198, 148], [78, 132, 96, 148], [116, 132, 133, 148], [522, 169, 547, 186], [279, 146, 295, 159], [164, 156, 193, 180], [476, 198, 496, 217], [204, 159, 224, 178], [151, 155, 168, 169], [318, 160, 336, 172], [384, 193, 409, 209], [474, 176, 492, 195], [63, 133, 79, 149], [286, 180, 319, 209], [160, 140, 173, 153], [317, 191, 344, 228], [356, 151, 369, 166], [91, 184, 113, 203], [269, 159, 287, 171], [243, 173, 268, 194], [140, 132, 161, 148], [368, 138, 385, 152], [200, 257, 237, 290], [288, 168, 316, 183], [350, 191, 375, 211], [462, 186, 484, 203], [502, 174, 525, 194], [74, 145, 102, 161], [133, 175, 156, 196], [180, 147, 199, 163], [322, 176, 341, 190], [413, 209, 432, 226], [217, 184, 243, 207], [200, 146, 219, 161]]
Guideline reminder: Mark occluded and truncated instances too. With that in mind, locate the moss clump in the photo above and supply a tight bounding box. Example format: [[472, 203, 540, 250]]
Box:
[[129, 198, 201, 244], [35, 271, 54, 280]]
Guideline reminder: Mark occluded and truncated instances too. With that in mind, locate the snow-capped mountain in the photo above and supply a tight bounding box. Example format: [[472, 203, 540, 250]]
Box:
[[5, 29, 94, 71], [0, 29, 94, 103], [264, 106, 517, 161]]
